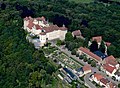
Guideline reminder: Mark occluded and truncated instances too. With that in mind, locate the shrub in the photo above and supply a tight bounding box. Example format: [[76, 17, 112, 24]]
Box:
[[91, 61, 96, 67], [76, 53, 79, 57], [79, 55, 83, 59], [71, 49, 76, 55], [83, 57, 87, 62]]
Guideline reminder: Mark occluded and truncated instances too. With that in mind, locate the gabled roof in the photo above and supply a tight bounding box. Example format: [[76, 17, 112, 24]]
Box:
[[93, 73, 104, 81], [35, 24, 42, 30], [27, 20, 34, 29], [79, 47, 102, 61], [43, 25, 59, 33], [82, 65, 91, 72], [43, 25, 67, 33], [36, 16, 47, 24], [36, 16, 45, 21], [92, 36, 102, 43], [25, 16, 46, 29], [24, 16, 67, 33], [100, 78, 109, 85], [72, 30, 81, 36], [102, 64, 116, 74], [59, 26, 68, 31], [108, 82, 117, 88], [104, 55, 118, 66]]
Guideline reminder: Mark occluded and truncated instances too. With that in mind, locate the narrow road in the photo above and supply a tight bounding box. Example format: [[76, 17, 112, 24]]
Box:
[[53, 44, 96, 88], [52, 44, 119, 87], [84, 73, 96, 88]]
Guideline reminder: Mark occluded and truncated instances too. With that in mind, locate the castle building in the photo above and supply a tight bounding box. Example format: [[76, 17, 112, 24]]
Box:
[[23, 16, 67, 46]]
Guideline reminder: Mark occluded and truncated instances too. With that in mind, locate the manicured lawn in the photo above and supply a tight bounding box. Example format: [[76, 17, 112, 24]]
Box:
[[69, 0, 94, 3], [58, 53, 81, 69]]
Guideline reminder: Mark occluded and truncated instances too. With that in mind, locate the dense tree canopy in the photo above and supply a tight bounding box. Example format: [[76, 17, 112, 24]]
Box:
[[0, 1, 58, 88], [90, 41, 98, 52], [99, 41, 106, 53], [0, 0, 120, 87]]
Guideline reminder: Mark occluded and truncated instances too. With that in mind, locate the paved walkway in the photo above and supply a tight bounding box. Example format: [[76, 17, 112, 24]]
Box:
[[54, 45, 96, 88], [84, 74, 96, 88], [52, 43, 119, 87]]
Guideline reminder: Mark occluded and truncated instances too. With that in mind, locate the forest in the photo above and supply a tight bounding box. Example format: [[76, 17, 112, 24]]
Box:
[[0, 0, 120, 88]]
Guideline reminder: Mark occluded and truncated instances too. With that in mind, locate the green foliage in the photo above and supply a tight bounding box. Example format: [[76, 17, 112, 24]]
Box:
[[65, 32, 74, 41], [1, 0, 120, 87], [80, 77, 84, 81], [65, 38, 84, 51], [76, 53, 79, 57], [99, 41, 105, 53], [118, 84, 120, 87], [83, 57, 88, 62], [91, 61, 96, 67], [107, 45, 116, 56], [83, 38, 89, 48], [71, 49, 76, 55], [0, 3, 60, 88], [31, 35, 39, 39], [88, 60, 92, 64], [69, 0, 94, 3], [79, 55, 84, 59], [56, 39, 62, 46]]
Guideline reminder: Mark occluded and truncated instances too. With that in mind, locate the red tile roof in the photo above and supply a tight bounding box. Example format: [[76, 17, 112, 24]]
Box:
[[35, 24, 42, 30], [36, 16, 45, 21], [79, 47, 102, 62], [43, 25, 67, 33], [35, 16, 47, 24], [72, 30, 81, 36], [93, 73, 104, 81], [59, 26, 68, 31], [25, 16, 45, 29], [100, 78, 109, 85], [83, 65, 91, 72], [43, 25, 59, 33], [103, 64, 116, 74], [108, 82, 117, 88], [92, 36, 102, 43], [27, 20, 34, 29], [25, 16, 67, 32], [105, 55, 118, 66]]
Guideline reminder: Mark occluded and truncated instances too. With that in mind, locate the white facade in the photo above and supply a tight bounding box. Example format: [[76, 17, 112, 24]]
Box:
[[46, 30, 60, 40], [115, 75, 120, 81], [92, 75, 100, 84], [40, 29, 67, 45], [23, 16, 67, 47], [45, 30, 67, 41], [105, 69, 117, 77], [23, 19, 29, 30], [39, 34, 46, 46], [99, 81, 106, 87], [60, 30, 67, 40], [84, 70, 91, 75]]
